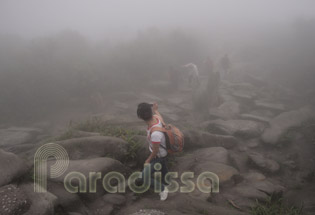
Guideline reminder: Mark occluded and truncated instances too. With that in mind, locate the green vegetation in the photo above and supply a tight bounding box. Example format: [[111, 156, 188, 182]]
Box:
[[250, 194, 304, 215], [196, 208, 210, 215], [57, 117, 146, 163]]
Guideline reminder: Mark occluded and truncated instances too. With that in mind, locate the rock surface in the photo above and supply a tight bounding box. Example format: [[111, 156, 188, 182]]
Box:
[[0, 149, 30, 187], [0, 127, 41, 147], [58, 136, 129, 162], [184, 129, 238, 149], [248, 152, 280, 173], [204, 119, 265, 138], [0, 184, 31, 215], [262, 106, 315, 144]]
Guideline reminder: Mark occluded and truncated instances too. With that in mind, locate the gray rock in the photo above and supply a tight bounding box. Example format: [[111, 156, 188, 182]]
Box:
[[262, 106, 315, 144], [103, 193, 126, 206], [254, 100, 285, 111], [184, 129, 238, 149], [57, 136, 128, 162], [47, 157, 128, 201], [204, 119, 265, 138], [0, 127, 42, 147], [248, 152, 280, 173], [129, 209, 165, 215], [0, 149, 30, 187], [0, 184, 31, 215], [184, 147, 230, 165], [20, 183, 57, 215], [86, 196, 114, 215], [209, 101, 240, 119], [47, 182, 87, 214], [177, 151, 239, 185], [240, 113, 271, 123], [242, 172, 266, 182], [246, 139, 261, 148]]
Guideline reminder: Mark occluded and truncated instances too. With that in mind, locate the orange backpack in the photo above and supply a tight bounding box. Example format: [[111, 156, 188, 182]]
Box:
[[150, 115, 184, 154]]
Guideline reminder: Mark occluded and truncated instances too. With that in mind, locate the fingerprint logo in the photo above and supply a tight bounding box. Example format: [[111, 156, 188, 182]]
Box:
[[34, 143, 69, 193]]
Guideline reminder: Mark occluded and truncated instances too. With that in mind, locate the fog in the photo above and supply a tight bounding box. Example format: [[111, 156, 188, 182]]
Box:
[[0, 0, 315, 124], [1, 1, 315, 214]]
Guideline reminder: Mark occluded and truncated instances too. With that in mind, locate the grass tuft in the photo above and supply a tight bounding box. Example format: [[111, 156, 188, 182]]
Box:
[[250, 194, 304, 215]]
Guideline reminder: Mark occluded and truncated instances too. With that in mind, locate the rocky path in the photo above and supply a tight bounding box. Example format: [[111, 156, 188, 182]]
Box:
[[0, 75, 315, 215]]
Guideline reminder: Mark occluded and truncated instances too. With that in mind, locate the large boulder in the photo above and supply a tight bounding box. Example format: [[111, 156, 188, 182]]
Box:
[[0, 184, 31, 215], [0, 127, 42, 148], [203, 119, 265, 139], [46, 182, 88, 214], [176, 148, 239, 186], [57, 136, 129, 162], [20, 183, 57, 215], [48, 157, 128, 201], [222, 179, 284, 209], [248, 152, 280, 173], [184, 129, 238, 149], [262, 106, 315, 144], [184, 147, 230, 165], [0, 149, 30, 187]]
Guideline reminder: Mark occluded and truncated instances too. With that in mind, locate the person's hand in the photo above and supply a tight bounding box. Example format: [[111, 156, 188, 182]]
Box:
[[152, 103, 158, 112], [144, 159, 150, 164]]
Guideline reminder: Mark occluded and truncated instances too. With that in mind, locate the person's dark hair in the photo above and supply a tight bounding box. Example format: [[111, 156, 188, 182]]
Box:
[[137, 102, 153, 121]]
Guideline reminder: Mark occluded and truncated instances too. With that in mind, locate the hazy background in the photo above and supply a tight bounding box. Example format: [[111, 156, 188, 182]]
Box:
[[1, 0, 315, 124]]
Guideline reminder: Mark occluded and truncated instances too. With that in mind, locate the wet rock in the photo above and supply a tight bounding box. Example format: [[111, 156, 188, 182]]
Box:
[[248, 152, 280, 173], [0, 184, 31, 215], [0, 127, 42, 148], [57, 136, 128, 162], [204, 119, 265, 138], [262, 106, 315, 144], [20, 183, 57, 215], [183, 129, 238, 149], [209, 101, 240, 119], [0, 149, 30, 187]]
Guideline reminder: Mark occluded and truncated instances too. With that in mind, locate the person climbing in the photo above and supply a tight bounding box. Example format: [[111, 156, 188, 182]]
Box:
[[182, 63, 200, 90], [136, 102, 169, 201], [220, 54, 231, 79]]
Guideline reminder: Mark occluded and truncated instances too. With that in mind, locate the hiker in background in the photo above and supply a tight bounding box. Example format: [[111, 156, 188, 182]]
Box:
[[136, 102, 169, 201], [204, 56, 221, 107], [182, 63, 200, 90], [220, 54, 231, 79]]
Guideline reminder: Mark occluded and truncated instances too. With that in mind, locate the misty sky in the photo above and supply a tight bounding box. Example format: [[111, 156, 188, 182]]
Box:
[[1, 0, 315, 39]]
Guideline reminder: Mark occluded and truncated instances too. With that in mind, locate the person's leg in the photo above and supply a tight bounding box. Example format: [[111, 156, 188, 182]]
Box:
[[160, 157, 169, 186], [141, 158, 165, 192]]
